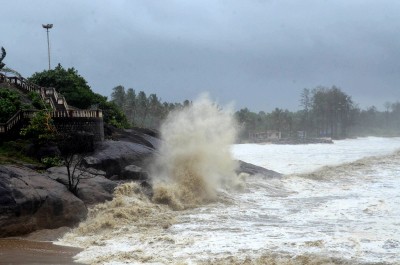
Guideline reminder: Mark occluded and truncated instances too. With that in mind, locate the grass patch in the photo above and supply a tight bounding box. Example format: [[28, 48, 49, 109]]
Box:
[[0, 140, 40, 165]]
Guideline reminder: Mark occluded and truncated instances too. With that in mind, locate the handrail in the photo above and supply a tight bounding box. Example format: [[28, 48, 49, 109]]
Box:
[[0, 74, 42, 95], [50, 109, 103, 118], [0, 73, 63, 109], [0, 110, 23, 133], [0, 109, 103, 134], [0, 73, 103, 135]]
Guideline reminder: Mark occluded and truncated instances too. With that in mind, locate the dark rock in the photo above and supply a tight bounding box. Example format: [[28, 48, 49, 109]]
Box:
[[104, 125, 160, 149], [83, 140, 155, 177], [120, 165, 148, 181], [236, 160, 282, 178], [140, 180, 153, 198], [119, 129, 161, 149], [36, 145, 61, 160], [47, 167, 118, 206], [0, 165, 87, 237], [57, 132, 95, 154], [25, 142, 61, 161]]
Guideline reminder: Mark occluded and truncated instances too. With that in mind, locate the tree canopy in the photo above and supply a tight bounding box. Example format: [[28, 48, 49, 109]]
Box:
[[28, 64, 129, 128], [0, 88, 21, 123], [28, 64, 106, 109], [110, 85, 188, 128], [0, 47, 6, 70], [235, 85, 400, 140]]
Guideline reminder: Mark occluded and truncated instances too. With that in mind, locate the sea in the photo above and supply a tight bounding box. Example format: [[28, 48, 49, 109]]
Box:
[[58, 136, 400, 265]]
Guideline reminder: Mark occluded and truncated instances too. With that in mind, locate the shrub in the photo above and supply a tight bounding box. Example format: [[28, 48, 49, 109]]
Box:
[[27, 91, 47, 110], [0, 88, 21, 122], [41, 156, 63, 168], [20, 110, 57, 143]]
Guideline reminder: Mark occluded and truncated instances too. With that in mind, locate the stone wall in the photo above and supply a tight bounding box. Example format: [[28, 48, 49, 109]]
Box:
[[53, 117, 104, 142]]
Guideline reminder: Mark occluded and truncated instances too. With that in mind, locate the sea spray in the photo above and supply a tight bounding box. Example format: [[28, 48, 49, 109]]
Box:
[[151, 95, 241, 209]]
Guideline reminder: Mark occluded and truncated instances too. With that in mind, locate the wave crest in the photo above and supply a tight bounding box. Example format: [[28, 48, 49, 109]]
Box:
[[150, 95, 241, 209]]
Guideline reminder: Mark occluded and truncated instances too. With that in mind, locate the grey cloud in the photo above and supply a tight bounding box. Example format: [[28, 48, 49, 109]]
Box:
[[1, 0, 400, 111]]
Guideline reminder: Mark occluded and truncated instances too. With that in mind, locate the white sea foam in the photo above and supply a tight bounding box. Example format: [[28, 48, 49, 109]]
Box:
[[232, 136, 400, 174], [58, 132, 400, 264]]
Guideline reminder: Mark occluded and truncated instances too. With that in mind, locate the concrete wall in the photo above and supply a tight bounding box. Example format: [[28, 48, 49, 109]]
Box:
[[53, 117, 104, 142]]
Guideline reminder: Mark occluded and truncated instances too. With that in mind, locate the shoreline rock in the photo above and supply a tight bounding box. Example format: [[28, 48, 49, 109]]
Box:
[[236, 160, 281, 178], [46, 166, 118, 206], [0, 165, 87, 237], [0, 127, 280, 238]]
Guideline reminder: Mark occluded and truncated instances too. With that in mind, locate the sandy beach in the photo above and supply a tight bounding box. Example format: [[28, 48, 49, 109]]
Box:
[[0, 230, 81, 264]]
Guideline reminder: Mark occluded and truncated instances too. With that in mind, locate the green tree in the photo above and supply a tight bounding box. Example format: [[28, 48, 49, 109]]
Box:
[[20, 110, 57, 143], [0, 47, 6, 70], [57, 132, 95, 195], [124, 88, 137, 125], [0, 88, 21, 122], [136, 91, 149, 127], [111, 85, 126, 107], [299, 88, 312, 134], [28, 64, 104, 109], [147, 93, 162, 128], [235, 108, 257, 139], [27, 91, 47, 110], [98, 101, 130, 128], [309, 86, 353, 138], [28, 64, 129, 128]]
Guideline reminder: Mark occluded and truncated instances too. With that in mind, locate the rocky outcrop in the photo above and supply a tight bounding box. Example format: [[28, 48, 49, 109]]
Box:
[[104, 125, 160, 149], [0, 165, 88, 237], [0, 128, 159, 237], [46, 167, 118, 206], [120, 165, 149, 181], [83, 140, 156, 177], [0, 126, 282, 238], [236, 160, 281, 178]]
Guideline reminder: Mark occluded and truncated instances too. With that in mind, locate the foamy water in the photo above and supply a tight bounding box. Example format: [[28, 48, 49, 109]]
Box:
[[58, 137, 400, 264], [232, 136, 400, 174]]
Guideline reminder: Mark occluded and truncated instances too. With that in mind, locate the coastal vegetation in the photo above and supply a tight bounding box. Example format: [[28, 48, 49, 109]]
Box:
[[1, 43, 399, 153], [108, 84, 400, 140], [109, 85, 191, 128], [2, 65, 399, 146], [2, 43, 397, 143], [0, 88, 21, 123], [28, 64, 129, 128]]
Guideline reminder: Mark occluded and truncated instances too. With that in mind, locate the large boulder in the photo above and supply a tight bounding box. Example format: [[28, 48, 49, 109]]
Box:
[[104, 125, 161, 149], [47, 166, 118, 206], [83, 140, 156, 177], [0, 165, 87, 237], [119, 165, 149, 181], [236, 160, 281, 178]]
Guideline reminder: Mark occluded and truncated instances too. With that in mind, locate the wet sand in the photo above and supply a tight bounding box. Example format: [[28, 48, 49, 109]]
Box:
[[0, 238, 83, 265]]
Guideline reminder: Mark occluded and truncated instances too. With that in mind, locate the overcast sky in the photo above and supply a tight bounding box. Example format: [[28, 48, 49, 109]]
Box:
[[2, 0, 400, 111]]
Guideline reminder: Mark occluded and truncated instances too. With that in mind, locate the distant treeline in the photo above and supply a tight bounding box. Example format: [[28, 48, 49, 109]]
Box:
[[111, 85, 400, 140], [110, 85, 191, 129], [235, 86, 400, 140]]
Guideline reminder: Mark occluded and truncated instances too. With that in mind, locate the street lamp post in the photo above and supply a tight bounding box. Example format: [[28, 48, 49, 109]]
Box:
[[42, 24, 53, 70]]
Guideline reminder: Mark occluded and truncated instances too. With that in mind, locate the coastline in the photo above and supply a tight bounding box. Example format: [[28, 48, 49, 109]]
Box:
[[0, 228, 83, 265], [0, 238, 83, 265]]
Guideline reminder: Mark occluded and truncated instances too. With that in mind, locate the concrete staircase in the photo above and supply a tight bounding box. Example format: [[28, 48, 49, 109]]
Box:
[[0, 73, 103, 140]]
